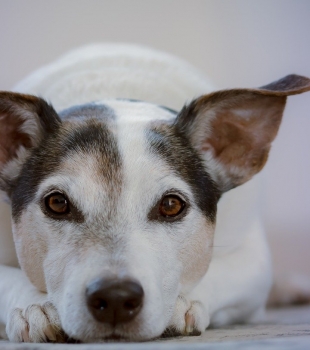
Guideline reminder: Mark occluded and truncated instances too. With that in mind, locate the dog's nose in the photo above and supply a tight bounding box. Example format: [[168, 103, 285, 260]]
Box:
[[86, 278, 144, 325]]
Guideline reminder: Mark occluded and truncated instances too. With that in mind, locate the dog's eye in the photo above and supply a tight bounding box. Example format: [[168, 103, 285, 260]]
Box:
[[159, 195, 185, 217], [45, 192, 69, 215]]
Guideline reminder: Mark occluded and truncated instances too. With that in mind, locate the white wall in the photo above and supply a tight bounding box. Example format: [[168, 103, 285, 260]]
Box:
[[1, 0, 310, 276]]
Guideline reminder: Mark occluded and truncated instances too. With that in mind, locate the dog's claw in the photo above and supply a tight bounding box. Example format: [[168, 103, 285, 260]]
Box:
[[6, 302, 65, 343], [44, 324, 57, 341], [185, 312, 194, 334], [165, 296, 208, 337]]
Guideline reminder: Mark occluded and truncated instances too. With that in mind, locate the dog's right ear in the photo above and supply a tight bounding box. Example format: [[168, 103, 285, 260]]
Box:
[[0, 92, 61, 195]]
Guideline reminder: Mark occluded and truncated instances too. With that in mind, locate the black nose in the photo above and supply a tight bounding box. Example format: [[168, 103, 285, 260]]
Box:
[[86, 277, 144, 325]]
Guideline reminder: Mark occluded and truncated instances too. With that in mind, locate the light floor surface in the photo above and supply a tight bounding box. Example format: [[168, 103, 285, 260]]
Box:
[[1, 306, 310, 349]]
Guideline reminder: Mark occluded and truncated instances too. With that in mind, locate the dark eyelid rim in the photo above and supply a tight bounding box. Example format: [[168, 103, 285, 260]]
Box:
[[43, 189, 67, 199]]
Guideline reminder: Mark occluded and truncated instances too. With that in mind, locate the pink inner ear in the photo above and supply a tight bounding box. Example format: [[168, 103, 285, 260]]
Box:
[[0, 114, 32, 166], [206, 107, 269, 164]]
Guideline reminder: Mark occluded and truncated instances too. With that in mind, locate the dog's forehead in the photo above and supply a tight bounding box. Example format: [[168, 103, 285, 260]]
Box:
[[57, 99, 179, 188], [56, 100, 183, 214]]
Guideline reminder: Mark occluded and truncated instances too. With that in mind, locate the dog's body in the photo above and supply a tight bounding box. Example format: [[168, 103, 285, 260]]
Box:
[[0, 44, 309, 342]]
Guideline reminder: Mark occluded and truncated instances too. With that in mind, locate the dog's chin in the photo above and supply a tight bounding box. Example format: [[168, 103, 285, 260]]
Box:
[[72, 330, 156, 343]]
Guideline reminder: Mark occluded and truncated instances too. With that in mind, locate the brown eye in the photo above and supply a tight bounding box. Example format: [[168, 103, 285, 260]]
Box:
[[159, 195, 185, 218], [45, 192, 69, 214]]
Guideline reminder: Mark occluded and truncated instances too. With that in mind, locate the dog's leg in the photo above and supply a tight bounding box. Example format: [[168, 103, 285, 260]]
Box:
[[167, 219, 272, 335], [0, 265, 64, 342]]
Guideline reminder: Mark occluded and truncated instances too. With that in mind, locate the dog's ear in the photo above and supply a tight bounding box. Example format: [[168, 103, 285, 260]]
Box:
[[175, 75, 310, 192], [0, 92, 61, 194]]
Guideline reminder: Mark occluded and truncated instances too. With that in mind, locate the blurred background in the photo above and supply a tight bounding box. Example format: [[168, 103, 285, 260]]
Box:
[[0, 0, 309, 278]]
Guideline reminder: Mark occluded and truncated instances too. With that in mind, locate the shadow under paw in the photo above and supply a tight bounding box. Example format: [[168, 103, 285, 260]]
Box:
[[161, 327, 201, 339]]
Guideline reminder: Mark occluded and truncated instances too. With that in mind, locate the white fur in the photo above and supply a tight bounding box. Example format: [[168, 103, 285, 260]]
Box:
[[0, 44, 272, 342]]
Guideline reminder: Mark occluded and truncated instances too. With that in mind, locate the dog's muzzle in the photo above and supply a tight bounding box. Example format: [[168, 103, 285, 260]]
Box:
[[86, 277, 144, 325]]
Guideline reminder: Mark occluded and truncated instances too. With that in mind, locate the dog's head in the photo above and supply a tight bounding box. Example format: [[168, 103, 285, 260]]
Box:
[[0, 75, 309, 341]]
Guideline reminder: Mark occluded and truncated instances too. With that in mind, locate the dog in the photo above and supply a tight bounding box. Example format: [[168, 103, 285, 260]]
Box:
[[0, 44, 309, 343]]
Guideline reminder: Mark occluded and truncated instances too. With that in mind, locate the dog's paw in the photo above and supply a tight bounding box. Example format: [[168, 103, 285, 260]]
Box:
[[6, 302, 65, 343], [164, 295, 209, 337]]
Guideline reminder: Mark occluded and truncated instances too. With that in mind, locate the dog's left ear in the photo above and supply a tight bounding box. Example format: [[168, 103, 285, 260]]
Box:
[[175, 74, 310, 192]]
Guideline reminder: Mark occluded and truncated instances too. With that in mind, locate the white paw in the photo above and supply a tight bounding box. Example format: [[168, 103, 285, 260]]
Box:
[[6, 302, 65, 343], [165, 295, 209, 336]]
